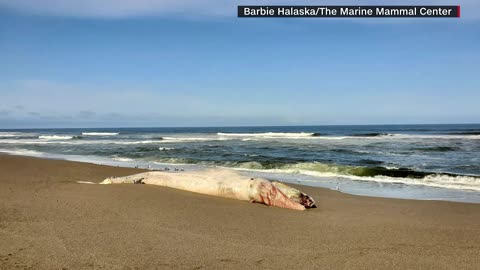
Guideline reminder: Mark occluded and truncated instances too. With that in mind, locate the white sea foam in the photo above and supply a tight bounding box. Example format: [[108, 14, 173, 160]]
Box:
[[112, 140, 159, 145], [2, 132, 479, 147], [0, 133, 18, 137], [159, 147, 175, 151], [38, 135, 73, 140], [287, 134, 480, 140], [82, 132, 119, 136], [318, 134, 480, 140], [296, 134, 480, 140], [0, 139, 165, 145], [162, 136, 228, 142], [311, 136, 349, 140], [0, 148, 43, 156], [0, 139, 73, 145], [217, 132, 317, 138], [389, 134, 480, 140], [228, 166, 480, 192], [217, 133, 371, 140], [345, 174, 480, 192], [112, 157, 134, 162]]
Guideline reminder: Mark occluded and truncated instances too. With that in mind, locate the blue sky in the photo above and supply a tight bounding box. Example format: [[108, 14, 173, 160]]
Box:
[[0, 1, 479, 128]]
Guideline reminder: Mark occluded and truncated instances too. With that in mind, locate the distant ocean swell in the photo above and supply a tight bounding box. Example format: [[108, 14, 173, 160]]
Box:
[[1, 133, 480, 145]]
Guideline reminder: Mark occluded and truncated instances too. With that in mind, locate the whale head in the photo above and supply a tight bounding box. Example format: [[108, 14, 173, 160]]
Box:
[[252, 179, 316, 210], [271, 181, 316, 209]]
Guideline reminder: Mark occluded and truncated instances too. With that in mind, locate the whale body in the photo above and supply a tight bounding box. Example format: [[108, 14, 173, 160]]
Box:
[[100, 170, 316, 210]]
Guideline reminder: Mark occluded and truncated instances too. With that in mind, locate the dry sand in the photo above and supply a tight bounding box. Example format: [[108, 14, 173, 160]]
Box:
[[0, 154, 479, 269]]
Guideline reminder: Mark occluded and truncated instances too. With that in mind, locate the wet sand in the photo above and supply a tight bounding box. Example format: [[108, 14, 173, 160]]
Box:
[[1, 154, 479, 269]]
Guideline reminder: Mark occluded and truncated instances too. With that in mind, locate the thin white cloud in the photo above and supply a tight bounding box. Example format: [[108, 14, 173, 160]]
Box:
[[0, 79, 289, 127], [0, 0, 478, 19], [0, 79, 286, 121], [0, 0, 230, 17]]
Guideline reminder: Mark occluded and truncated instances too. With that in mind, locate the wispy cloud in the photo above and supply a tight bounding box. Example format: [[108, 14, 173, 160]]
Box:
[[78, 111, 96, 118], [0, 0, 230, 18], [0, 110, 12, 116], [0, 0, 478, 19], [0, 79, 289, 127]]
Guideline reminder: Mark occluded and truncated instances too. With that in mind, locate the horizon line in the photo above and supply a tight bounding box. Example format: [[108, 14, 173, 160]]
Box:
[[1, 122, 479, 130]]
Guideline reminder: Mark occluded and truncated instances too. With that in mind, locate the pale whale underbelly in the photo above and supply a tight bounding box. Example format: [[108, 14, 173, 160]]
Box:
[[100, 169, 316, 210]]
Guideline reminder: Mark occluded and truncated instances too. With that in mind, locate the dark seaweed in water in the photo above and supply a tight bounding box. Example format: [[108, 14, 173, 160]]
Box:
[[359, 159, 384, 165], [412, 146, 461, 152], [331, 149, 363, 154], [348, 166, 466, 179], [353, 167, 431, 178], [448, 131, 480, 135]]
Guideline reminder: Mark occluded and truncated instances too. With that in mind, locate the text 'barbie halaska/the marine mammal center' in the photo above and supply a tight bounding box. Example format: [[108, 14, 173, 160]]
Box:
[[238, 6, 460, 18]]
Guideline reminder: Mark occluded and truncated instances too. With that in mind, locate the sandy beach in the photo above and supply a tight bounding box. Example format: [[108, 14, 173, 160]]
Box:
[[1, 154, 479, 269]]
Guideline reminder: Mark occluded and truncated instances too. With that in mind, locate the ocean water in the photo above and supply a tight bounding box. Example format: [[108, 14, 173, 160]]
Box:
[[1, 124, 480, 203]]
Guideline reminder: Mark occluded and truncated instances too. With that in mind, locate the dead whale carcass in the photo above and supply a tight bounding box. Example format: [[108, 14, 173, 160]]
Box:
[[100, 169, 316, 210]]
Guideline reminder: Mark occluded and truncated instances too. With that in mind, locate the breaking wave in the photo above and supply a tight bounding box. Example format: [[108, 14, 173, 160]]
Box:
[[389, 134, 480, 140], [82, 132, 119, 136], [0, 139, 163, 145], [0, 133, 18, 138], [162, 137, 228, 142], [152, 158, 480, 192], [213, 133, 480, 140], [235, 163, 480, 191], [111, 140, 160, 145], [38, 135, 74, 140], [307, 134, 480, 140], [112, 157, 134, 162], [316, 134, 480, 140], [0, 148, 43, 156], [349, 133, 391, 137], [217, 132, 321, 138]]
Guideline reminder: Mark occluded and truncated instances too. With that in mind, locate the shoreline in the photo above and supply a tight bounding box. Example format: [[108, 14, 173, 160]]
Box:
[[1, 154, 480, 269], [1, 151, 480, 204]]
